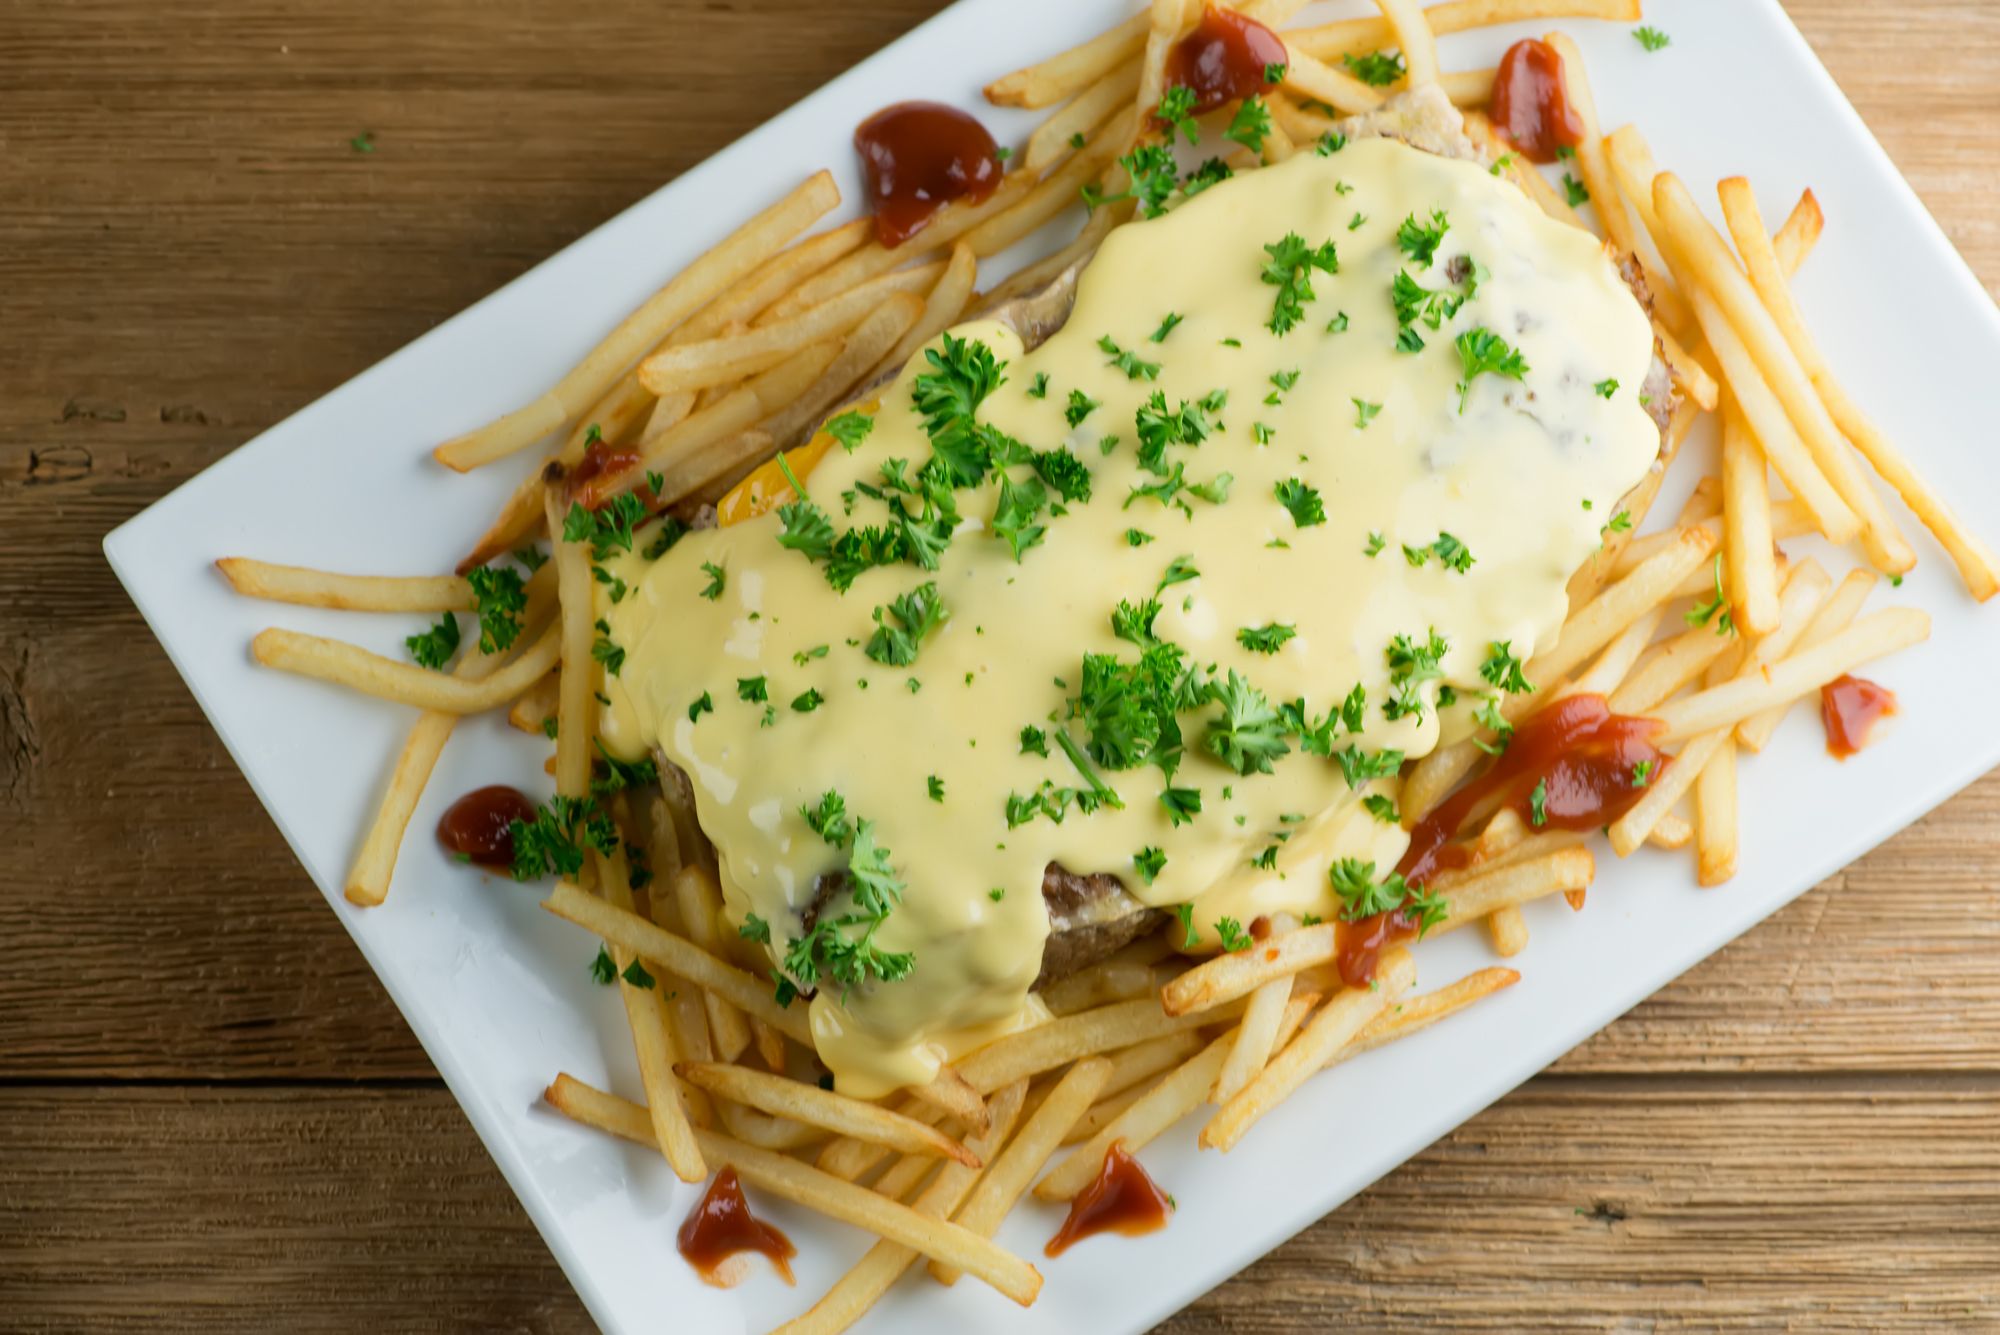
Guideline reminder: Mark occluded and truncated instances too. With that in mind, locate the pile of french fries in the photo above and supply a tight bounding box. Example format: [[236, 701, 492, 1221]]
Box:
[[212, 0, 1998, 1329]]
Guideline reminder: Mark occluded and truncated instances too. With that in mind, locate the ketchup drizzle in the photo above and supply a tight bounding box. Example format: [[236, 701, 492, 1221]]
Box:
[[436, 785, 537, 869], [1489, 38, 1586, 163], [853, 102, 1003, 250], [677, 1167, 797, 1287]]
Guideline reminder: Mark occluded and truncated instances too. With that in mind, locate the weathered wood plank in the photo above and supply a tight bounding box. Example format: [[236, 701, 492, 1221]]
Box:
[[5, 1080, 1996, 1332]]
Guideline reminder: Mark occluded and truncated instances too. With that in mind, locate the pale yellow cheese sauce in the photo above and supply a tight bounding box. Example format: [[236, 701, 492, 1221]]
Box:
[[598, 138, 1659, 1095]]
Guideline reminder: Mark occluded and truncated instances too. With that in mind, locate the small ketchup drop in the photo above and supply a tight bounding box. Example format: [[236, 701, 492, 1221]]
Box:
[[1045, 1141, 1174, 1257], [436, 785, 537, 869], [1489, 38, 1586, 163], [677, 1167, 797, 1287], [1821, 674, 1896, 759], [568, 436, 647, 511], [853, 102, 1003, 250], [1163, 5, 1290, 115]]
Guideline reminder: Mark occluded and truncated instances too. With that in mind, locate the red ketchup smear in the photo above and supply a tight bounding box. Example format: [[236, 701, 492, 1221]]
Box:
[[1489, 38, 1586, 163], [1045, 1141, 1174, 1257], [854, 102, 1002, 250], [436, 785, 537, 869], [1333, 694, 1667, 988], [1163, 5, 1290, 115], [567, 436, 644, 510], [1821, 674, 1897, 759], [677, 1167, 797, 1287]]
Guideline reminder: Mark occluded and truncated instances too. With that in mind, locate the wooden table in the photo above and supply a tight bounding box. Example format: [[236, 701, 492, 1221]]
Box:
[[6, 1, 1999, 1329]]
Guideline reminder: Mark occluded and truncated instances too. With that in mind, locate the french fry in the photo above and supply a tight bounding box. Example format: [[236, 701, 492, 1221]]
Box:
[[1279, 44, 1387, 117], [866, 244, 979, 388], [928, 1057, 1113, 1286], [250, 619, 560, 716], [216, 560, 473, 612], [638, 262, 942, 398], [1605, 621, 1738, 715], [1648, 608, 1928, 745], [1213, 971, 1294, 1105], [1529, 523, 1719, 688], [1024, 59, 1140, 175], [1062, 1079, 1158, 1147], [750, 1016, 789, 1075], [435, 170, 837, 470], [1322, 967, 1521, 1070], [758, 293, 926, 451], [956, 995, 1245, 1093], [1134, 0, 1190, 132], [675, 1063, 978, 1166], [1198, 950, 1416, 1154], [713, 1096, 827, 1151], [1720, 402, 1781, 635], [559, 369, 657, 466], [1039, 1029, 1236, 1199], [1160, 923, 1336, 1017], [815, 1097, 940, 1183], [1439, 68, 1496, 107], [1695, 652, 1740, 885], [1646, 810, 1694, 850], [975, 201, 1123, 312], [656, 429, 779, 512], [1485, 904, 1531, 956], [1737, 568, 1875, 750], [984, 11, 1149, 109], [905, 1064, 990, 1138], [1719, 177, 2000, 600], [962, 114, 1128, 260], [671, 864, 754, 1063], [1433, 848, 1595, 930], [638, 389, 697, 446], [1098, 1031, 1205, 1099], [678, 218, 874, 345], [1612, 500, 1816, 581], [594, 849, 707, 1182], [543, 488, 595, 800], [456, 467, 552, 574], [1655, 174, 1912, 572], [775, 1082, 1030, 1335], [1375, 0, 1439, 89], [507, 670, 560, 735], [1288, 0, 1639, 62], [542, 881, 815, 1044], [1772, 189, 1823, 275]]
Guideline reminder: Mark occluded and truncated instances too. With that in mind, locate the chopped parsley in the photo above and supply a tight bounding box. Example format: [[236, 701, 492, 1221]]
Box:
[[507, 795, 618, 882], [865, 581, 947, 666], [1453, 327, 1530, 412], [698, 561, 726, 601], [1082, 143, 1182, 217], [1098, 335, 1162, 382], [1203, 670, 1290, 776], [1353, 399, 1382, 428], [1632, 760, 1656, 788], [1473, 694, 1512, 755], [1336, 743, 1404, 790], [1403, 533, 1473, 573], [1160, 786, 1202, 827], [1633, 25, 1671, 51], [1481, 641, 1534, 694], [737, 675, 769, 704], [1316, 131, 1347, 156], [1027, 371, 1049, 399], [1563, 173, 1591, 208], [1237, 623, 1297, 654], [688, 691, 713, 722], [793, 644, 829, 667], [1150, 312, 1184, 343], [825, 410, 874, 452], [927, 775, 945, 802], [1064, 388, 1101, 428], [591, 618, 624, 676], [1326, 311, 1350, 333], [1605, 510, 1634, 535], [1343, 49, 1407, 88], [466, 565, 528, 654], [1135, 846, 1168, 885], [1383, 628, 1449, 723], [1329, 857, 1408, 920], [989, 887, 1005, 901], [1529, 777, 1549, 826], [1158, 555, 1201, 592], [1396, 209, 1449, 269], [1594, 378, 1618, 398], [1685, 556, 1736, 635], [1224, 98, 1273, 155], [620, 958, 656, 990], [589, 946, 618, 985], [1260, 232, 1340, 336], [1155, 84, 1199, 145], [780, 815, 914, 1001], [1364, 531, 1386, 558], [405, 612, 460, 670], [1274, 477, 1326, 527], [791, 687, 825, 713], [1214, 917, 1253, 952], [563, 494, 648, 562], [1349, 212, 1368, 231], [1125, 528, 1155, 547], [1363, 793, 1400, 825]]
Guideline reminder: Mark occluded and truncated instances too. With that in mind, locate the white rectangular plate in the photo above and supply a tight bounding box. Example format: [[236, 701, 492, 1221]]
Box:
[[104, 1, 2000, 1331]]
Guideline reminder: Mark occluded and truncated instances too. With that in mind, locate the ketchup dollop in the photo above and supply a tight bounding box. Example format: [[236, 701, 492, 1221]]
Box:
[[1331, 694, 1667, 986], [1045, 1141, 1174, 1257], [1163, 5, 1290, 115], [1489, 38, 1586, 163], [1820, 674, 1896, 759], [677, 1167, 797, 1287], [568, 435, 646, 511], [853, 102, 1003, 250], [436, 785, 537, 869]]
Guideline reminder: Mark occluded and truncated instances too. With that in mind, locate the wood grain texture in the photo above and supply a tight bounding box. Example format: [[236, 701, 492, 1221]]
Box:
[[2, 0, 1998, 1330]]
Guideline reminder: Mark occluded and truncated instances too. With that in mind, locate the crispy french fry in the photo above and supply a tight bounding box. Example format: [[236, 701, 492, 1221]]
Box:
[[559, 370, 657, 466], [750, 1016, 788, 1075], [1648, 608, 1928, 745], [1772, 189, 1823, 275], [251, 619, 560, 716], [1721, 401, 1781, 635], [1606, 621, 1738, 715], [544, 488, 595, 800], [1323, 967, 1522, 1070], [1025, 59, 1141, 174], [1375, 0, 1439, 89], [775, 1082, 1030, 1335], [1440, 67, 1495, 107], [713, 1096, 827, 1151], [1719, 177, 2000, 599], [1099, 1031, 1205, 1099], [654, 428, 778, 512], [956, 995, 1245, 1093], [216, 560, 473, 612], [1529, 523, 1720, 689], [1212, 971, 1294, 1105], [985, 11, 1149, 108], [1655, 174, 1911, 572], [1160, 924, 1336, 1017], [1040, 1029, 1235, 1199], [1288, 0, 1639, 62], [1134, 0, 1189, 132], [638, 263, 942, 398], [507, 670, 560, 735], [1646, 810, 1694, 850], [1199, 951, 1415, 1154], [1062, 1080, 1157, 1147], [1484, 904, 1530, 956], [675, 1063, 977, 1166], [1695, 654, 1740, 885], [866, 244, 979, 387], [906, 1065, 990, 1138], [1434, 848, 1595, 930], [1737, 568, 1875, 750], [815, 1096, 940, 1183], [679, 218, 874, 345], [975, 201, 1123, 313], [435, 171, 837, 470], [542, 881, 815, 1044], [1279, 43, 1386, 117], [963, 115, 1127, 260], [671, 864, 753, 1063], [457, 467, 551, 574], [637, 389, 697, 446], [758, 292, 925, 451], [929, 1057, 1113, 1286]]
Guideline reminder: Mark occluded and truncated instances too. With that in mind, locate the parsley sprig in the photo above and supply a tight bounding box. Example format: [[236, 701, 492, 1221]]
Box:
[[1260, 233, 1339, 336]]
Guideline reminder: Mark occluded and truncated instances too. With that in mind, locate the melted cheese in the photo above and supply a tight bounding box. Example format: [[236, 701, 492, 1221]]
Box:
[[598, 139, 1659, 1096]]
